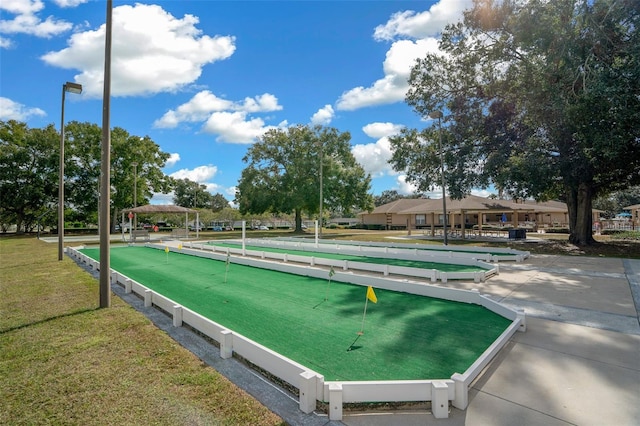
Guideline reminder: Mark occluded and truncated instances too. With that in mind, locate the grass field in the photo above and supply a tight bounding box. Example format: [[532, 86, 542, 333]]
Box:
[[80, 245, 511, 381], [0, 237, 284, 425]]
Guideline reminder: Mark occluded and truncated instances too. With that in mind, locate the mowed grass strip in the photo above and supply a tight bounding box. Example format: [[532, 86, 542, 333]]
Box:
[[81, 246, 511, 381], [0, 237, 284, 426], [209, 241, 486, 272]]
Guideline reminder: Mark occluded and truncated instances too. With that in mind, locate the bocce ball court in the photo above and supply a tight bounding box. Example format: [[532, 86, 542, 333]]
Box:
[[80, 245, 511, 381]]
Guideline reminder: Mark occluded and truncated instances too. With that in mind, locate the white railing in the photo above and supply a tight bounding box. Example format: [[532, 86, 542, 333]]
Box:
[[192, 241, 498, 282], [67, 245, 525, 420], [272, 237, 530, 262]]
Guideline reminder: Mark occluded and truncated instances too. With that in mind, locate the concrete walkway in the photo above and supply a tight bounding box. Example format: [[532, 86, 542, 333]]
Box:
[[342, 256, 640, 426], [78, 247, 640, 425]]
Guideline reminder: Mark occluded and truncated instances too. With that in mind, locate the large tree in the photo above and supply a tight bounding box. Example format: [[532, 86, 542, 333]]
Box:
[[172, 178, 213, 209], [236, 125, 373, 231], [0, 121, 172, 233], [0, 121, 59, 233], [172, 178, 228, 211], [390, 0, 640, 245], [59, 122, 172, 231]]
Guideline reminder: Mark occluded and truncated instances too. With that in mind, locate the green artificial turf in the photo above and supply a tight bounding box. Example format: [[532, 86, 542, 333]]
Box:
[[81, 246, 510, 381], [208, 242, 486, 273]]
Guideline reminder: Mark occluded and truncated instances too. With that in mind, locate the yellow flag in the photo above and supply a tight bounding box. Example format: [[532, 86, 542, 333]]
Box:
[[366, 286, 377, 303], [165, 246, 169, 253]]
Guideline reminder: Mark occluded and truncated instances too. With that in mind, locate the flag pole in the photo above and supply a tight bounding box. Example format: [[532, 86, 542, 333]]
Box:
[[224, 249, 230, 283], [359, 295, 369, 335], [325, 265, 334, 301], [359, 286, 377, 335]]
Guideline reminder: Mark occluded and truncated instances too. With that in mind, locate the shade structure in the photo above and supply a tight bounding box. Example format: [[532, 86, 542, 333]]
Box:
[[123, 204, 195, 214], [121, 204, 199, 239]]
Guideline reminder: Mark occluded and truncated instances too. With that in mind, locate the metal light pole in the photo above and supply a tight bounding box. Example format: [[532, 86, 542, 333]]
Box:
[[429, 110, 448, 245], [99, 0, 113, 308], [58, 81, 83, 261], [132, 162, 137, 230], [319, 141, 323, 238]]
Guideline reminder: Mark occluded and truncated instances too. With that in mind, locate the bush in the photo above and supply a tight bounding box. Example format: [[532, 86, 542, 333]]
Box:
[[603, 230, 640, 240]]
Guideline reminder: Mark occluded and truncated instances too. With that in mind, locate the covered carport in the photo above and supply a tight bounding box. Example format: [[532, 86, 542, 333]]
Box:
[[121, 204, 198, 241]]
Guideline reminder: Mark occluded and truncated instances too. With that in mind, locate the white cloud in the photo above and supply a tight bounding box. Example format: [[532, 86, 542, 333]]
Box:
[[161, 164, 229, 203], [154, 91, 233, 128], [155, 91, 285, 143], [0, 0, 44, 16], [170, 164, 218, 183], [150, 192, 175, 205], [395, 175, 418, 195], [53, 0, 88, 7], [0, 0, 72, 38], [0, 36, 13, 48], [41, 3, 236, 98], [310, 104, 334, 125], [336, 38, 439, 110], [240, 93, 282, 113], [471, 188, 493, 198], [225, 186, 237, 199], [203, 111, 285, 144], [0, 96, 46, 120], [373, 0, 471, 41], [351, 122, 403, 178], [393, 178, 492, 198], [362, 122, 404, 139], [165, 153, 180, 168], [336, 0, 468, 111]]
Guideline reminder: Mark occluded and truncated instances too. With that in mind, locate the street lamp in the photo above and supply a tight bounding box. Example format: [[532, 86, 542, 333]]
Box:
[[429, 110, 448, 245], [58, 81, 83, 261]]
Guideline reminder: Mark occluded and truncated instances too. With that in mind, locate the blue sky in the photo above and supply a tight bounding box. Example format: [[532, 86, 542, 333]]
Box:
[[1, 0, 491, 204]]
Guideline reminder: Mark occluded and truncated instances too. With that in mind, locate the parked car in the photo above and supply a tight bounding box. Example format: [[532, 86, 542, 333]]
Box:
[[212, 226, 223, 231], [258, 225, 269, 230]]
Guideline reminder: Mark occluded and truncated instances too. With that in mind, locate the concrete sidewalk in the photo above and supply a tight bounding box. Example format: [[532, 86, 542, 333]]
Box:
[[342, 256, 640, 426], [83, 248, 640, 425]]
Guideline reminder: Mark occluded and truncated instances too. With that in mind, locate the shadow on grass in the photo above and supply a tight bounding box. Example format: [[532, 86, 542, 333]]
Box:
[[0, 307, 99, 335]]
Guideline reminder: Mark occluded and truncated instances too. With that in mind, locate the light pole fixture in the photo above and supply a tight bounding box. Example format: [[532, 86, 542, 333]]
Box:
[[429, 110, 448, 245], [58, 81, 83, 261]]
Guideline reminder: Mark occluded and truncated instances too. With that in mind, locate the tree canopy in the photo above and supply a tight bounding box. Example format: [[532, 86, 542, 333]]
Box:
[[172, 178, 229, 211], [389, 0, 640, 245], [0, 121, 59, 232], [235, 125, 373, 231], [0, 120, 172, 233], [373, 190, 423, 207]]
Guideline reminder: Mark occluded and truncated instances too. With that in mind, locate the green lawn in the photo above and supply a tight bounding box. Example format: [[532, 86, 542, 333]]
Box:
[[0, 237, 283, 426], [81, 245, 511, 381]]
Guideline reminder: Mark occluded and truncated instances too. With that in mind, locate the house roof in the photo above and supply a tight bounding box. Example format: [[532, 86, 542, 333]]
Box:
[[367, 198, 433, 214], [368, 195, 568, 215]]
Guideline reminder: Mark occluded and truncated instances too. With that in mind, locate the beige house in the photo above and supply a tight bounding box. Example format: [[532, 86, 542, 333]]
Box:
[[360, 195, 600, 237]]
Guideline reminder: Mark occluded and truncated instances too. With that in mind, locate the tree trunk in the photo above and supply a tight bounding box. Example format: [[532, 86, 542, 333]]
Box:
[[110, 207, 119, 234], [566, 183, 596, 246], [294, 208, 303, 233]]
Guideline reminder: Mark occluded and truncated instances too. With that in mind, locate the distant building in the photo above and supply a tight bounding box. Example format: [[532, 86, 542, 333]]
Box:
[[358, 195, 602, 235]]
